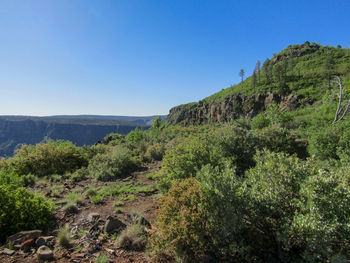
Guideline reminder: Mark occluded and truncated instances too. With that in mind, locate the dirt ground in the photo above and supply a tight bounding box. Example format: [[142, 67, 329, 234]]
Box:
[[0, 162, 162, 263]]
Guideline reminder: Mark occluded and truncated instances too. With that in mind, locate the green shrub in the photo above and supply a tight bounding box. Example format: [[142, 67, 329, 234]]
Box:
[[69, 167, 89, 182], [117, 224, 148, 251], [257, 126, 308, 158], [1, 140, 88, 177], [151, 151, 350, 262], [144, 143, 166, 162], [251, 112, 270, 129], [57, 224, 71, 248], [88, 146, 139, 181], [0, 169, 23, 186], [149, 178, 212, 262], [308, 126, 340, 160], [157, 125, 259, 192], [0, 184, 53, 242]]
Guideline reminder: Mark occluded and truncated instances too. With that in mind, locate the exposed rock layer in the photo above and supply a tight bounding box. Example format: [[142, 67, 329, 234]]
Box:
[[167, 93, 301, 125]]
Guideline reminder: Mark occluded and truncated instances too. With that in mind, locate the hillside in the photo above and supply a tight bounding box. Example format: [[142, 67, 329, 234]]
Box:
[[167, 42, 350, 125], [0, 115, 166, 157]]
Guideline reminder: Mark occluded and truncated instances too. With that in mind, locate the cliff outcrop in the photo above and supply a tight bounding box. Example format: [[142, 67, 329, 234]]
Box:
[[167, 92, 301, 125]]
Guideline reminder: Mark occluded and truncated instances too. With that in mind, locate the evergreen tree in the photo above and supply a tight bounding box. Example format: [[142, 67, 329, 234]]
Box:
[[252, 72, 257, 93], [255, 60, 261, 83], [263, 58, 272, 84]]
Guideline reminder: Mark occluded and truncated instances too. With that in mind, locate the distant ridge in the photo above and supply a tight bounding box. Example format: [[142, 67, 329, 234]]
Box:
[[0, 115, 166, 157]]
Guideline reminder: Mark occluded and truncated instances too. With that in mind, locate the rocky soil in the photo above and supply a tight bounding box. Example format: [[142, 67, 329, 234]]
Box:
[[0, 162, 161, 263]]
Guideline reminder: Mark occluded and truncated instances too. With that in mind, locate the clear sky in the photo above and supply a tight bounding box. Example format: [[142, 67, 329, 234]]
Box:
[[0, 0, 349, 116]]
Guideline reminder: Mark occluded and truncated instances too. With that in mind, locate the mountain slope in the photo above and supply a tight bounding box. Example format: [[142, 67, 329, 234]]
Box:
[[167, 42, 350, 125]]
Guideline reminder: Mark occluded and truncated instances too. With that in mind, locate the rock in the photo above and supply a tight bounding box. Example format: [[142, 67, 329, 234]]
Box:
[[21, 238, 35, 252], [64, 204, 79, 214], [104, 216, 126, 233], [7, 230, 42, 245], [37, 245, 54, 260], [126, 213, 151, 228], [35, 237, 46, 247], [2, 248, 15, 256], [51, 229, 59, 236], [87, 212, 100, 223]]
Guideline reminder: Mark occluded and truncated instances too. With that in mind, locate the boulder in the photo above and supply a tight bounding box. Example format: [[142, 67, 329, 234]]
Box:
[[37, 245, 54, 260], [35, 237, 46, 247], [2, 248, 15, 256], [7, 230, 42, 245], [20, 238, 35, 252], [87, 212, 100, 223], [104, 216, 126, 233]]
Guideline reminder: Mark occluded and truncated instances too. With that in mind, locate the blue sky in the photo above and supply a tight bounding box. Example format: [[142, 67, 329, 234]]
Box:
[[0, 0, 349, 116]]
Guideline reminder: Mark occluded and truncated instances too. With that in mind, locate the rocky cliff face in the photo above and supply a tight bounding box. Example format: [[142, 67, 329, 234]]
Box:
[[167, 93, 301, 125]]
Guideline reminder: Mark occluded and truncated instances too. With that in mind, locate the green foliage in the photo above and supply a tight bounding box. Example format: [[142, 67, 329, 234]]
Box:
[[95, 253, 109, 263], [196, 43, 350, 104], [257, 126, 308, 158], [144, 143, 166, 162], [157, 125, 259, 192], [57, 224, 71, 248], [151, 151, 350, 262], [0, 140, 88, 177], [149, 178, 212, 262], [126, 128, 145, 144], [0, 184, 53, 242], [87, 146, 139, 181], [117, 223, 148, 251]]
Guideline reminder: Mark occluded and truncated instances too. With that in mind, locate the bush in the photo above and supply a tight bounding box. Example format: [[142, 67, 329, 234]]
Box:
[[0, 184, 53, 242], [257, 126, 308, 158], [308, 126, 340, 160], [88, 146, 139, 181], [157, 125, 259, 192], [151, 151, 350, 262], [117, 224, 148, 251], [144, 143, 166, 162], [1, 140, 88, 177], [149, 178, 212, 262]]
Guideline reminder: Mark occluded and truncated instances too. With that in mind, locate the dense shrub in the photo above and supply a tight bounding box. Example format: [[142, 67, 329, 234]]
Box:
[[0, 140, 88, 177], [0, 184, 53, 242], [88, 146, 139, 181], [257, 126, 308, 158], [157, 125, 259, 192], [144, 143, 166, 162], [308, 126, 340, 160], [151, 151, 350, 262], [156, 136, 218, 192], [149, 178, 212, 262]]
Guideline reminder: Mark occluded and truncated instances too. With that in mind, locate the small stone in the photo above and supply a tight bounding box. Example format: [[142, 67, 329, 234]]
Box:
[[37, 245, 54, 260], [87, 212, 100, 223], [21, 238, 35, 252], [2, 248, 15, 256], [104, 216, 126, 234], [51, 230, 59, 236], [35, 237, 46, 247], [7, 230, 42, 245]]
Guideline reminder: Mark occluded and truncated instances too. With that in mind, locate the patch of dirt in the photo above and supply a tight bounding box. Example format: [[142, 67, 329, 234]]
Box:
[[0, 162, 162, 263]]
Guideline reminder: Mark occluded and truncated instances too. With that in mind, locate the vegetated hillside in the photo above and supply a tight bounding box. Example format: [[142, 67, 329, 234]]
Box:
[[167, 42, 350, 125], [0, 116, 154, 157]]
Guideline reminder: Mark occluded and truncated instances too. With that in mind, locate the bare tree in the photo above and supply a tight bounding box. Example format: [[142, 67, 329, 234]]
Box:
[[333, 76, 350, 123], [239, 69, 245, 86]]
